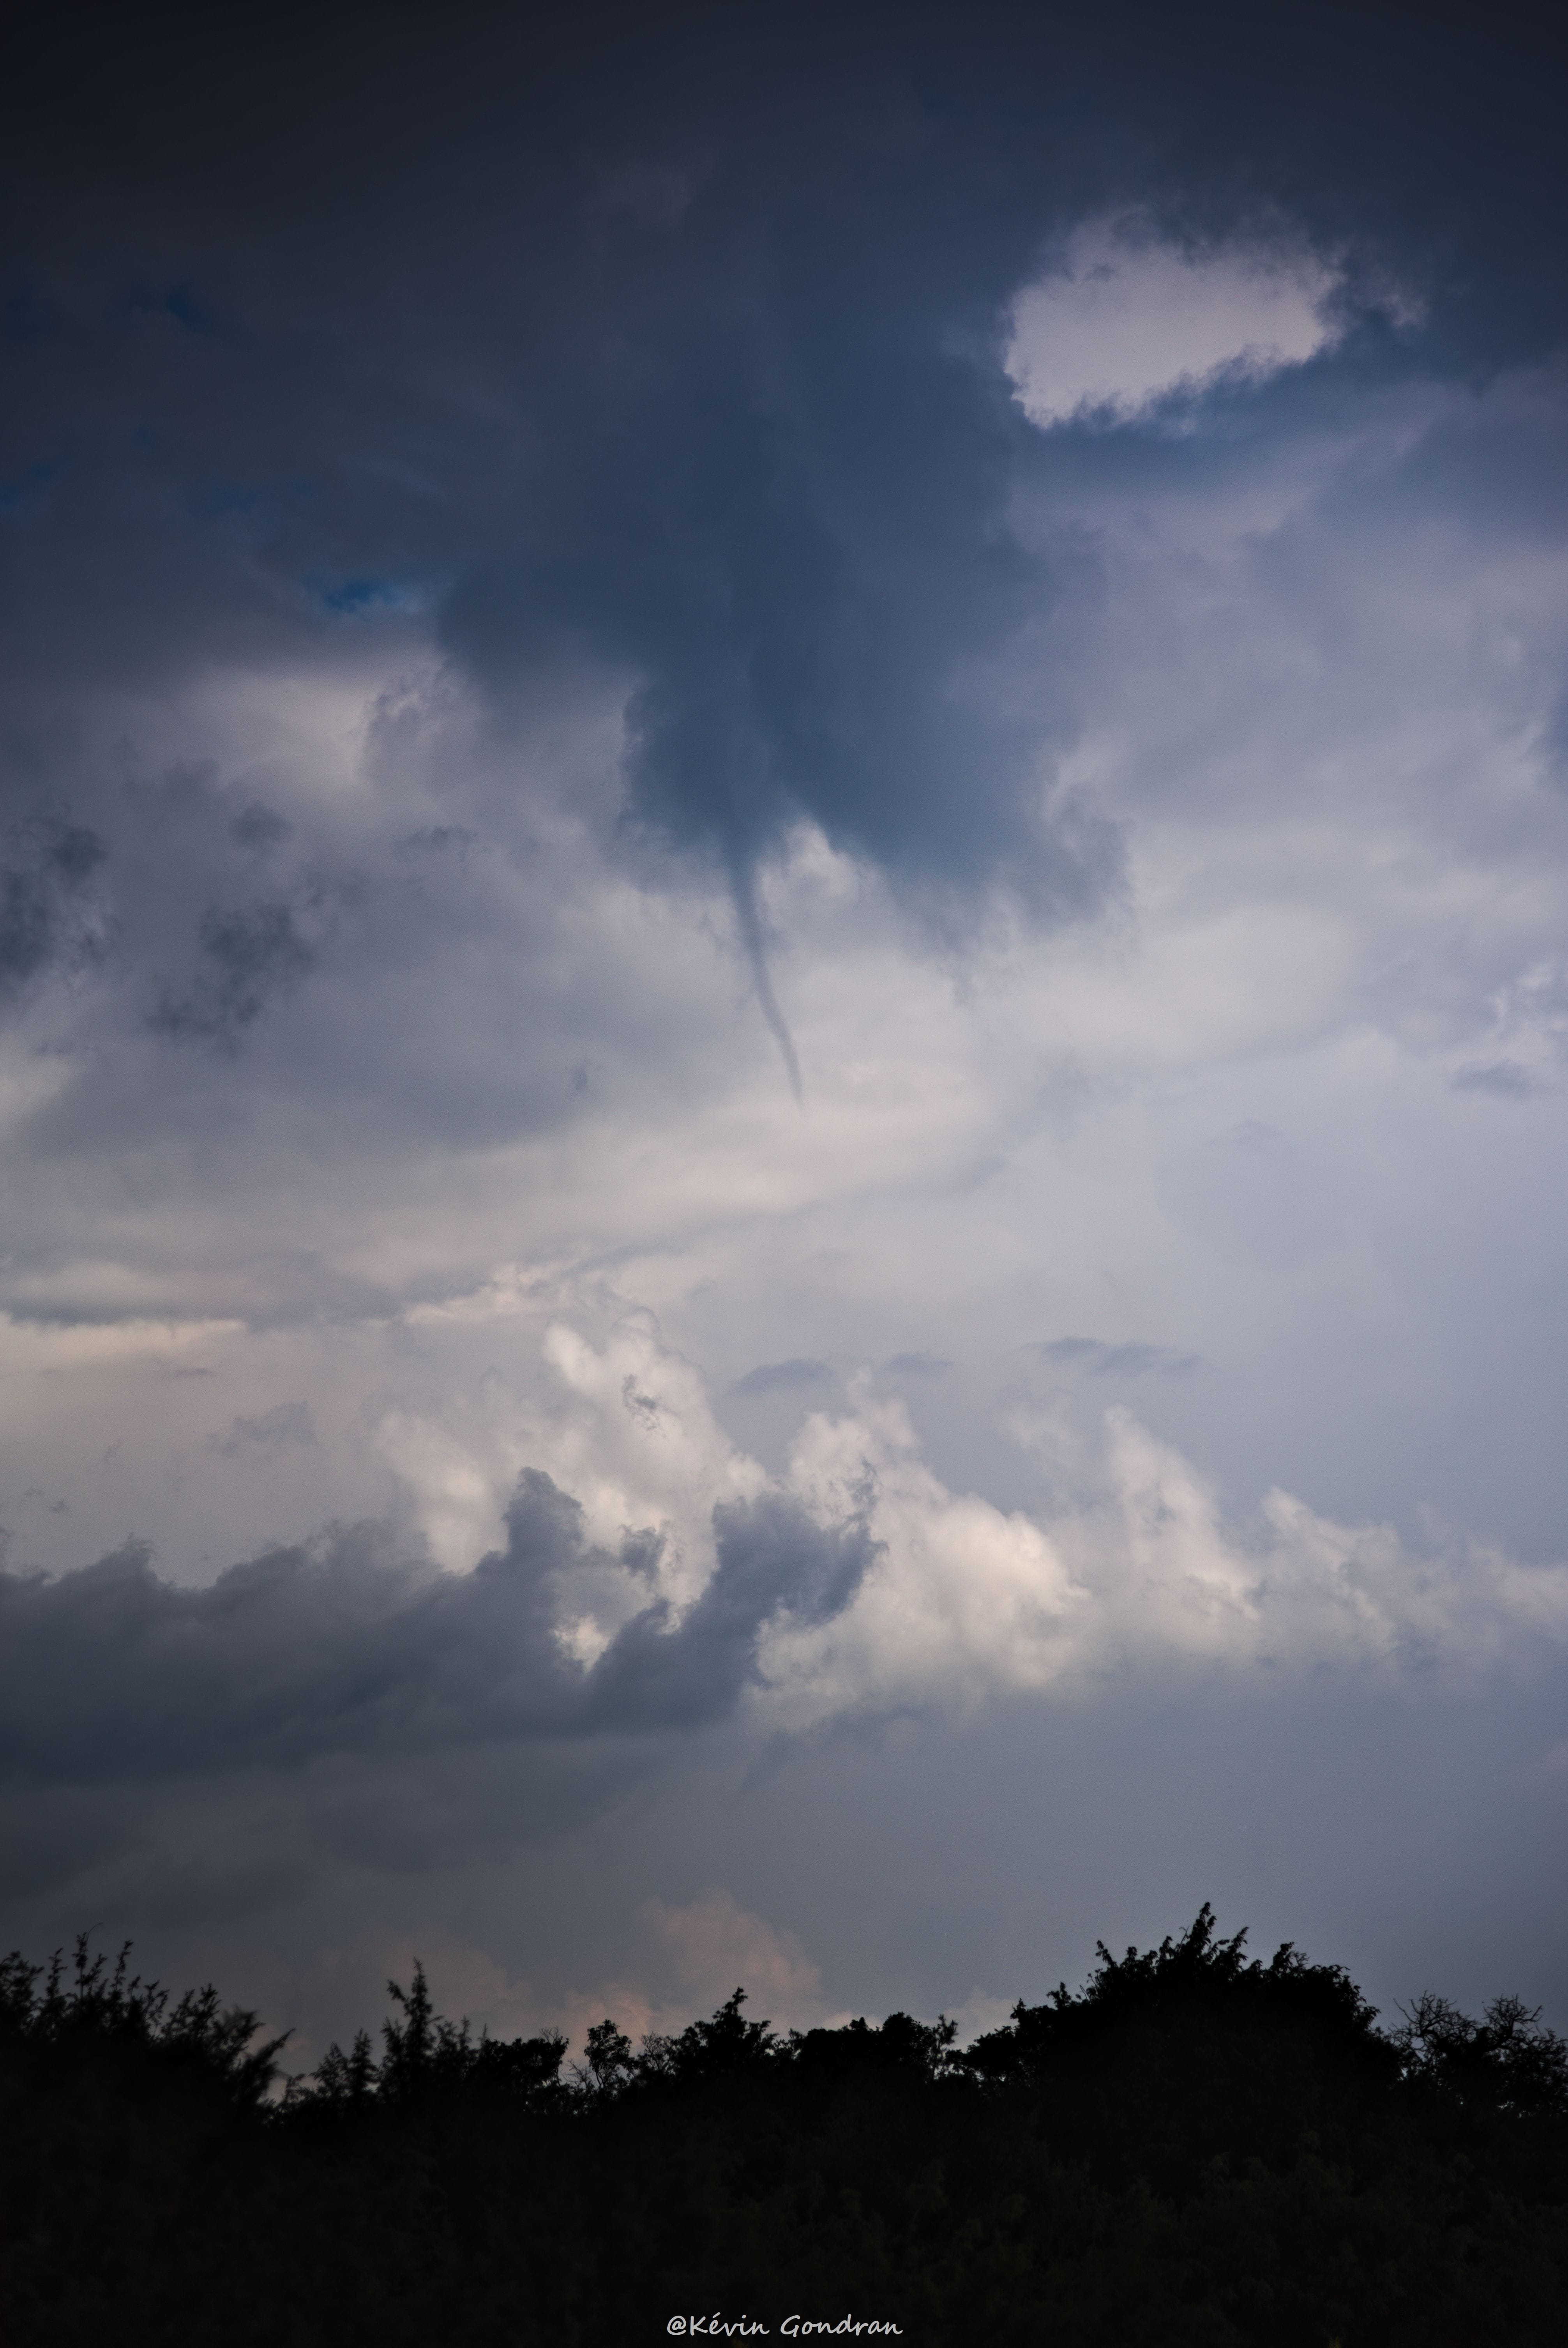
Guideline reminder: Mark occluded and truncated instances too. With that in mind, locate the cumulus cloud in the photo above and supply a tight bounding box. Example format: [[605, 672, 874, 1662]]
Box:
[[754, 1384, 1568, 1723], [6, 1305, 1568, 2043], [0, 1461, 876, 1793], [1061, 1410, 1568, 1675], [7, 1324, 1567, 1865]]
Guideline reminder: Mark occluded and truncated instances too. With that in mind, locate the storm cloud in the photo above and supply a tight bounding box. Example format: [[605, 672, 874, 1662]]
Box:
[[4, 0, 1568, 2048], [0, 1473, 876, 1791], [0, 819, 106, 998], [9, 0, 1556, 1072]]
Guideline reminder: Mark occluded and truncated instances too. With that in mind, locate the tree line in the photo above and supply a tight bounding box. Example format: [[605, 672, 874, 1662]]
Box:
[[4, 1907, 1568, 2343]]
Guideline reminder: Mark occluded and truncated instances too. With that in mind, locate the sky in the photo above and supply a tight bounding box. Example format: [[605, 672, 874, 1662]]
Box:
[[3, 0, 1568, 2062]]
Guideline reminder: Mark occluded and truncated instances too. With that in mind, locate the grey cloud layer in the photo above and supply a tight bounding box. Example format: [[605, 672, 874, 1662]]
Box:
[[0, 1474, 876, 1795]]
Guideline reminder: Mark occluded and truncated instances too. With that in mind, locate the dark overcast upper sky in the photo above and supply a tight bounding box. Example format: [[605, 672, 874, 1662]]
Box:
[[4, 0, 1568, 2054]]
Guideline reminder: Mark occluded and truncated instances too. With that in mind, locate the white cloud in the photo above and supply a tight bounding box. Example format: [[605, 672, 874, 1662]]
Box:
[[374, 1311, 769, 1589], [1006, 216, 1341, 426], [371, 1318, 1568, 1729], [762, 1378, 1080, 1721], [756, 1380, 1568, 1719]]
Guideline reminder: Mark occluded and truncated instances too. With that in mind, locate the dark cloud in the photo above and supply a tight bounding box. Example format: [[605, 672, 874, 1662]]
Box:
[[881, 1353, 952, 1378], [437, 271, 1116, 925], [0, 0, 1559, 1105], [0, 819, 106, 997], [0, 1471, 872, 1802], [586, 1493, 876, 1732], [230, 802, 291, 852], [730, 1358, 832, 1398], [151, 899, 316, 1046]]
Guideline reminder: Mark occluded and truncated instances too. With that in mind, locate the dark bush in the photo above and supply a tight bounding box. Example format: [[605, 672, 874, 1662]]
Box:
[[4, 1914, 1568, 2346]]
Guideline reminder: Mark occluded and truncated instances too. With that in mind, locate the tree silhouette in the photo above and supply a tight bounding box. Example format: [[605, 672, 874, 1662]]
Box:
[[5, 1914, 1568, 2346]]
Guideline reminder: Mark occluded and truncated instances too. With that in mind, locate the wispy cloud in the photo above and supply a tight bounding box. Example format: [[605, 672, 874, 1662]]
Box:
[[1030, 1337, 1200, 1379]]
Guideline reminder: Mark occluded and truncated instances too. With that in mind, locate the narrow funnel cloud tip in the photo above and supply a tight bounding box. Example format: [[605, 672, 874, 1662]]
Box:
[[1007, 218, 1343, 428], [731, 865, 804, 1100], [436, 226, 1122, 931]]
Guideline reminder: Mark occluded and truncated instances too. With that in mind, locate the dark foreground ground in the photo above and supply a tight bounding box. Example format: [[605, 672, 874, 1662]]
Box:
[[4, 1908, 1567, 2346]]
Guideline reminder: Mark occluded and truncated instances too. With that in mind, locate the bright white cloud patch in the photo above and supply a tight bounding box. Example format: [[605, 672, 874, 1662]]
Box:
[[1006, 216, 1341, 426], [383, 1317, 1568, 1726]]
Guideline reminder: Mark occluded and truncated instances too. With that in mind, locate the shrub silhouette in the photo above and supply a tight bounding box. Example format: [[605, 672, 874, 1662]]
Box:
[[4, 1912, 1568, 2346]]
